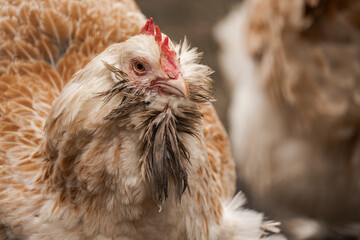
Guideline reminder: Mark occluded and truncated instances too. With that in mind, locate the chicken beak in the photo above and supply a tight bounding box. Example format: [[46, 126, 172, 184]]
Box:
[[155, 74, 190, 98]]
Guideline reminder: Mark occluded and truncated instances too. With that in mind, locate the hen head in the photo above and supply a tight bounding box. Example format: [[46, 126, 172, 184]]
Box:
[[102, 18, 190, 103], [43, 18, 213, 205]]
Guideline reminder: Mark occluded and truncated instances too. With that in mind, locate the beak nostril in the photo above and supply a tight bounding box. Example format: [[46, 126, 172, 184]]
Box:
[[167, 72, 176, 79]]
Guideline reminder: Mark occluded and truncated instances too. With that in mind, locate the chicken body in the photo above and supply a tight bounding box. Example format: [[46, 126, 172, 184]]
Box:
[[215, 0, 360, 239], [0, 0, 279, 239]]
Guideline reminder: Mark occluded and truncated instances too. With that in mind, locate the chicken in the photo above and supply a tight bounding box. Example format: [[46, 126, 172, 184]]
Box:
[[0, 0, 283, 239], [214, 0, 360, 239]]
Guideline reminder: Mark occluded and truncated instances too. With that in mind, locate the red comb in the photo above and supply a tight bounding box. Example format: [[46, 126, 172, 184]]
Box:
[[140, 18, 180, 77], [141, 18, 154, 35], [161, 37, 179, 76], [155, 26, 162, 45]]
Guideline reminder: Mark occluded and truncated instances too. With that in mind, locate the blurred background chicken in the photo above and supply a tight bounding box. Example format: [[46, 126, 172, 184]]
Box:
[[0, 0, 283, 239], [215, 0, 360, 239]]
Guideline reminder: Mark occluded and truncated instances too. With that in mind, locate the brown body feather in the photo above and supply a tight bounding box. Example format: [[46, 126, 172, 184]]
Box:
[[0, 0, 262, 239], [0, 0, 281, 239]]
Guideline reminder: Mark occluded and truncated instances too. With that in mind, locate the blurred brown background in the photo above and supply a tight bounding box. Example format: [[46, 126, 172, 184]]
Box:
[[137, 0, 240, 129]]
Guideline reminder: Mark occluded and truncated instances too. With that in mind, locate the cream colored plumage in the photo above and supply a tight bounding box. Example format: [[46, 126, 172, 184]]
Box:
[[0, 0, 282, 239], [215, 0, 360, 239]]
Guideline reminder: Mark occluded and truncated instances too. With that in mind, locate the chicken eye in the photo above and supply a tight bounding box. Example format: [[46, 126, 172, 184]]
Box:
[[133, 62, 146, 75]]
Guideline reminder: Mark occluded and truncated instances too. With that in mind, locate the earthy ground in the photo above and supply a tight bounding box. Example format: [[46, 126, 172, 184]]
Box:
[[137, 0, 241, 129]]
